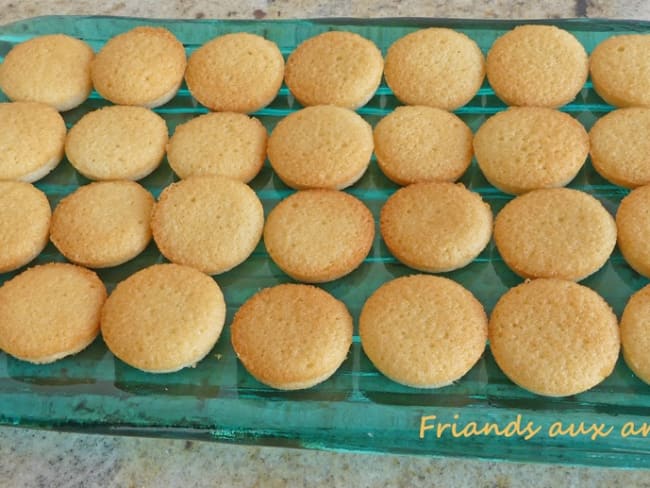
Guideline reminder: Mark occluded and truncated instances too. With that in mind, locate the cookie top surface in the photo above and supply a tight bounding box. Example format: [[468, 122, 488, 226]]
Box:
[[590, 34, 650, 108], [100, 263, 226, 373], [151, 176, 264, 275], [620, 284, 650, 385], [473, 107, 589, 194], [284, 31, 383, 109], [231, 283, 353, 390], [0, 102, 66, 182], [0, 34, 94, 111], [91, 26, 186, 108], [384, 28, 485, 110], [489, 278, 619, 397], [167, 112, 267, 183], [589, 108, 650, 188], [616, 185, 650, 278], [380, 182, 493, 273], [0, 263, 106, 363], [267, 105, 373, 190], [65, 105, 168, 181], [494, 188, 616, 281], [50, 180, 154, 268], [263, 189, 375, 283], [185, 32, 284, 113], [486, 25, 588, 107], [373, 106, 473, 186], [360, 275, 487, 388], [0, 181, 51, 273]]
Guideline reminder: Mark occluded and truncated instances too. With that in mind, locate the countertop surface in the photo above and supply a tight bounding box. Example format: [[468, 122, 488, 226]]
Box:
[[1, 1, 650, 487]]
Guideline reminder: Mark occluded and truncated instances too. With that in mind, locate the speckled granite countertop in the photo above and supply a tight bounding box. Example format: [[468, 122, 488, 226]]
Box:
[[1, 1, 650, 487]]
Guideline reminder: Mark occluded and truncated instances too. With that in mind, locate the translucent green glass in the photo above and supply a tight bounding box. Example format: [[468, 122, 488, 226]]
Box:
[[0, 16, 649, 467]]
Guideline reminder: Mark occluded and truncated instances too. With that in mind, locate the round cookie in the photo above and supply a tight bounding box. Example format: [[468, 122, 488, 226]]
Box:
[[473, 107, 589, 194], [620, 284, 650, 384], [167, 112, 267, 182], [231, 283, 353, 390], [0, 34, 94, 111], [493, 188, 616, 281], [616, 185, 650, 278], [101, 263, 226, 373], [263, 190, 374, 283], [489, 278, 619, 397], [380, 182, 492, 273], [151, 176, 264, 275], [383, 28, 485, 111], [360, 275, 487, 388], [0, 102, 66, 182], [0, 181, 51, 273], [0, 263, 106, 364], [373, 106, 473, 186], [50, 181, 154, 268], [590, 34, 650, 108], [91, 26, 186, 108], [65, 105, 168, 181], [185, 33, 284, 113], [589, 108, 650, 188], [486, 25, 588, 107], [267, 105, 373, 190], [284, 31, 383, 109]]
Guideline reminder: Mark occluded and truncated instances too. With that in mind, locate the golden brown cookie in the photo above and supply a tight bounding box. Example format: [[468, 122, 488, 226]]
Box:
[[473, 107, 589, 194], [486, 25, 588, 107], [151, 176, 264, 275], [284, 31, 383, 109], [101, 263, 226, 373], [0, 263, 106, 363], [0, 34, 94, 111], [493, 188, 616, 281], [380, 182, 492, 273], [185, 32, 284, 113], [267, 105, 373, 190], [360, 275, 487, 388], [489, 278, 619, 397], [0, 181, 51, 273], [263, 190, 375, 283], [384, 28, 485, 111], [91, 26, 186, 108], [231, 283, 353, 390], [616, 185, 650, 278], [620, 284, 650, 384]]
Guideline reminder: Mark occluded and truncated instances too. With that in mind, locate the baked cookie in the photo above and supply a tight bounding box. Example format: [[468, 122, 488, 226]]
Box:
[[620, 284, 650, 384], [616, 185, 650, 278]]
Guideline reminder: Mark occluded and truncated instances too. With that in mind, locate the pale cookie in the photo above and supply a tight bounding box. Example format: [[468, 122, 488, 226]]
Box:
[[0, 263, 106, 364], [185, 32, 284, 113], [0, 181, 51, 273], [151, 176, 264, 275], [473, 107, 589, 194], [486, 25, 588, 107], [616, 185, 650, 278], [231, 283, 353, 390], [373, 106, 473, 185], [380, 182, 492, 273], [167, 112, 267, 182], [65, 105, 168, 181], [383, 28, 485, 111], [489, 278, 619, 397], [360, 275, 487, 388], [0, 34, 94, 111], [91, 26, 186, 108], [101, 263, 226, 373], [620, 284, 650, 384], [267, 105, 373, 190], [494, 188, 616, 281], [590, 34, 650, 108], [50, 181, 154, 268], [589, 108, 650, 188], [284, 31, 383, 109], [0, 102, 66, 182], [263, 190, 374, 283]]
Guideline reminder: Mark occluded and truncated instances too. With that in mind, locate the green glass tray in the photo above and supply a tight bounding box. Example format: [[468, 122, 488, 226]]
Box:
[[1, 15, 650, 468]]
